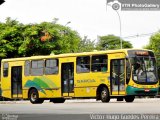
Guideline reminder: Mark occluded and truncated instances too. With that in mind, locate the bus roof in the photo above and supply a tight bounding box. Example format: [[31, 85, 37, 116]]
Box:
[[1, 49, 152, 62]]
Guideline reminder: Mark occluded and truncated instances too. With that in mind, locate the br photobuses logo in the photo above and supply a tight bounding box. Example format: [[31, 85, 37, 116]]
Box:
[[2, 114, 18, 120], [107, 0, 160, 11]]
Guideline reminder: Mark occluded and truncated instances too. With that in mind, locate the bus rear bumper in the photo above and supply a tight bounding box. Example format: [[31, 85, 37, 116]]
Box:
[[126, 86, 159, 96]]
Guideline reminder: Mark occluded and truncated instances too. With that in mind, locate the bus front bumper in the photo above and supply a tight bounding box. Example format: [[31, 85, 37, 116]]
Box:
[[126, 86, 159, 96]]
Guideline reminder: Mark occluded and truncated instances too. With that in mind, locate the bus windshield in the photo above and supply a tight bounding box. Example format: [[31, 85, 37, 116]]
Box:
[[128, 50, 158, 84]]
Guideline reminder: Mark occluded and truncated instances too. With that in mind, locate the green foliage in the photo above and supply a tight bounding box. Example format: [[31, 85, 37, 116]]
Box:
[[0, 18, 134, 60], [96, 35, 133, 50], [0, 17, 81, 58], [0, 17, 24, 58], [78, 36, 95, 52], [144, 32, 160, 66]]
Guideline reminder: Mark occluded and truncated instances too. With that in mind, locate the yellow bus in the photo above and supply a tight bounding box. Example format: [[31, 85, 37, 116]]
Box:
[[0, 49, 159, 104]]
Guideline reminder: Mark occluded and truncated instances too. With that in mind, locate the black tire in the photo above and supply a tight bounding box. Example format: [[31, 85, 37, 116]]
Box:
[[125, 96, 135, 102], [0, 97, 3, 101], [29, 89, 44, 104], [100, 87, 110, 103], [51, 98, 65, 103]]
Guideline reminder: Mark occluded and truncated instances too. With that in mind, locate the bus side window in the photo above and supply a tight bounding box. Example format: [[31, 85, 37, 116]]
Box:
[[91, 55, 108, 72], [31, 60, 44, 76], [24, 61, 30, 76], [3, 62, 9, 77], [76, 56, 90, 73], [45, 59, 58, 75]]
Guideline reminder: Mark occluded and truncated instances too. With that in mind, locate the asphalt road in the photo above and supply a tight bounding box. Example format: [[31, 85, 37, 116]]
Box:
[[0, 98, 160, 120]]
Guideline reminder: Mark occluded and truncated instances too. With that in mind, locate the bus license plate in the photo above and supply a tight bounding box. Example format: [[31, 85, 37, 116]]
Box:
[[144, 89, 150, 92]]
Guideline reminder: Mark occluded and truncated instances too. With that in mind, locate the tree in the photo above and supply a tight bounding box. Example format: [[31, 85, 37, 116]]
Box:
[[0, 17, 81, 58], [0, 17, 24, 58], [96, 35, 133, 50], [144, 32, 160, 66], [19, 21, 81, 56], [78, 36, 95, 52]]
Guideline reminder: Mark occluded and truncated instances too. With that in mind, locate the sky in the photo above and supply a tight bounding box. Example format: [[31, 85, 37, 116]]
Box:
[[0, 0, 160, 48]]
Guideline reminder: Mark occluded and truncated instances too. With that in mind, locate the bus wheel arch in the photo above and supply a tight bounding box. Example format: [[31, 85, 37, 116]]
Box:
[[96, 84, 110, 102], [28, 87, 44, 104]]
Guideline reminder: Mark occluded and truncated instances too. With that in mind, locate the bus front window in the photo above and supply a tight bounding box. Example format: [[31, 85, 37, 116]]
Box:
[[131, 56, 157, 84]]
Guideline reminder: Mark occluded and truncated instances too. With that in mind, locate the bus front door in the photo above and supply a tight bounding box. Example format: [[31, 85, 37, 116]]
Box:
[[110, 59, 125, 95], [11, 66, 22, 98], [61, 63, 74, 97]]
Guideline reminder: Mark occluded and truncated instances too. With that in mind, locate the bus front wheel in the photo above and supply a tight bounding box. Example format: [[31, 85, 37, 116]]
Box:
[[125, 96, 135, 102], [29, 89, 44, 104], [100, 87, 110, 103]]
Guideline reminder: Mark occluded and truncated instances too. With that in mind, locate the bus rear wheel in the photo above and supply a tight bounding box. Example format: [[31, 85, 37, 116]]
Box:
[[51, 98, 66, 103], [125, 96, 135, 102], [29, 89, 44, 104], [100, 87, 110, 103]]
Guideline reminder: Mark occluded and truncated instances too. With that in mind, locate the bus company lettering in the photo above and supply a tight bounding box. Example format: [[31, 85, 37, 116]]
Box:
[[77, 79, 96, 83]]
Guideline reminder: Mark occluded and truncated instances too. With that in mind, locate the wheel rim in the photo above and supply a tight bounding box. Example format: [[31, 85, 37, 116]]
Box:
[[101, 90, 107, 100], [31, 92, 37, 102]]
